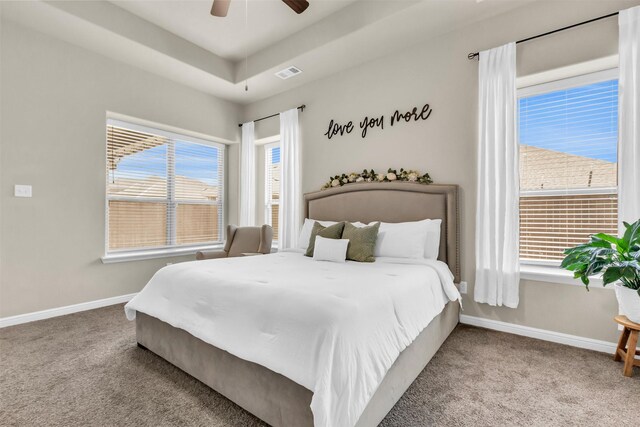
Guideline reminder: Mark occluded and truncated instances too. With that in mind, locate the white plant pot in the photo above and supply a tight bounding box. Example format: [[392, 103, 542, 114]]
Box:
[[614, 283, 640, 324]]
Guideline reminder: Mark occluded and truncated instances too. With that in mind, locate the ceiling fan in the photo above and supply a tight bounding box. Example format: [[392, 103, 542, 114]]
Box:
[[211, 0, 310, 17]]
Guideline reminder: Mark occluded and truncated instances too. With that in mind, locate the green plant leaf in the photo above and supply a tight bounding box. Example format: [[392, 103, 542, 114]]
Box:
[[562, 262, 584, 271], [560, 254, 580, 268], [602, 267, 623, 285], [622, 220, 640, 247], [561, 219, 640, 291], [591, 234, 618, 247], [618, 260, 640, 269], [585, 260, 607, 277], [591, 233, 619, 246]]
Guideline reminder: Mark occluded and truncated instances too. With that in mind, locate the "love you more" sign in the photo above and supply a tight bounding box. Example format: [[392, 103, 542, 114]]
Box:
[[324, 103, 433, 140]]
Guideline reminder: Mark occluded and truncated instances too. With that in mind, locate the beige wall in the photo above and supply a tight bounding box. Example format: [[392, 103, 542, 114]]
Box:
[[243, 0, 640, 343], [2, 0, 639, 344], [0, 20, 241, 317]]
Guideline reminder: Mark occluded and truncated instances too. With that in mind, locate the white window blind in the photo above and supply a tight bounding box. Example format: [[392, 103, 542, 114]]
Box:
[[518, 71, 618, 263], [106, 119, 224, 253], [265, 143, 280, 241]]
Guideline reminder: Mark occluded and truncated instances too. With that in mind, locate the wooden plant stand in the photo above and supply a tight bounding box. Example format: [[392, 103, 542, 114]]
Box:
[[614, 315, 640, 377]]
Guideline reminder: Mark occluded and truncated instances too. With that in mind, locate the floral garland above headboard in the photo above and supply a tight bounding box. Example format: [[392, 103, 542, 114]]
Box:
[[321, 168, 433, 190]]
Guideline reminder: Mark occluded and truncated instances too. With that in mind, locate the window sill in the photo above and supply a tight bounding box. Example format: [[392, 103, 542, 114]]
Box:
[[101, 244, 223, 264], [520, 263, 608, 289]]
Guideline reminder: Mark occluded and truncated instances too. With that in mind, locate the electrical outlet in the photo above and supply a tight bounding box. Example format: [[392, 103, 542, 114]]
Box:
[[458, 281, 468, 294], [14, 184, 32, 198]]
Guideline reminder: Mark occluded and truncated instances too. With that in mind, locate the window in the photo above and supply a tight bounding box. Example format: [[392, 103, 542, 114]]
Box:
[[264, 143, 280, 241], [106, 119, 224, 255], [518, 70, 618, 263]]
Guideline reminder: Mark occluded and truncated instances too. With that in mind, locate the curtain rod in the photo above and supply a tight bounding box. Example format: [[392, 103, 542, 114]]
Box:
[[467, 11, 619, 60], [239, 105, 306, 127]]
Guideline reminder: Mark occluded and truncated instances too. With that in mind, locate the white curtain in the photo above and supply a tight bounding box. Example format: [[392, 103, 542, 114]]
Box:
[[618, 6, 640, 231], [239, 121, 256, 226], [474, 42, 520, 308], [279, 108, 302, 250]]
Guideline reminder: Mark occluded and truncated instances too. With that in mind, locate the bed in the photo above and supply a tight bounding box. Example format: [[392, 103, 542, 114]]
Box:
[[126, 182, 460, 427]]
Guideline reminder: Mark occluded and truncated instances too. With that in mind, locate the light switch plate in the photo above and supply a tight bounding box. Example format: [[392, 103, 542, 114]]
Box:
[[14, 185, 32, 198]]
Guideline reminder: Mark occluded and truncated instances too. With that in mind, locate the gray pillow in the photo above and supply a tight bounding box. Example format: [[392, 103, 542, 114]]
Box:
[[305, 222, 345, 257], [342, 222, 380, 262]]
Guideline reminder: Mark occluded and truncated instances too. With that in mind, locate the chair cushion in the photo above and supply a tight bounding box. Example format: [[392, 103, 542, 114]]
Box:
[[228, 227, 263, 257]]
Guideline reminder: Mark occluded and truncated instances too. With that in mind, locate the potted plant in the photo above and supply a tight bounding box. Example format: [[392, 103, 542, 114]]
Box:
[[561, 219, 640, 323]]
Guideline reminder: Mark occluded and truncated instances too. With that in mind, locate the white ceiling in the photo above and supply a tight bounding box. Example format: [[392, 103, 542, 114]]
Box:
[[1, 0, 540, 104], [111, 0, 359, 61]]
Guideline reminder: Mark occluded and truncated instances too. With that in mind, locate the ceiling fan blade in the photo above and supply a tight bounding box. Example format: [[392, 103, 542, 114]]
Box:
[[211, 0, 231, 17], [282, 0, 309, 14]]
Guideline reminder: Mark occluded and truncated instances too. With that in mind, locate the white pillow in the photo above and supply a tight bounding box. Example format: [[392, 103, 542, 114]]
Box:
[[374, 221, 428, 259], [313, 236, 349, 263], [423, 219, 442, 260], [297, 218, 439, 258], [297, 219, 339, 250]]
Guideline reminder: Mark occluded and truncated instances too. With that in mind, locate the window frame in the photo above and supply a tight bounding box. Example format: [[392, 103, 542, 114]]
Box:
[[517, 68, 619, 284], [264, 141, 280, 240], [102, 117, 225, 263]]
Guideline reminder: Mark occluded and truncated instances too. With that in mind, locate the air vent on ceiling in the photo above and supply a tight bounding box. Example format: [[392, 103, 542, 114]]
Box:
[[275, 66, 303, 80]]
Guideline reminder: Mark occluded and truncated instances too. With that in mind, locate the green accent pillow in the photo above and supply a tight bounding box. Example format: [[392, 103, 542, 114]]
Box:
[[342, 222, 380, 262], [305, 222, 345, 257]]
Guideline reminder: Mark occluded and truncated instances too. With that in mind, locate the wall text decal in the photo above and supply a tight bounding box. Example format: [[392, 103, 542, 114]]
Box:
[[324, 103, 433, 140]]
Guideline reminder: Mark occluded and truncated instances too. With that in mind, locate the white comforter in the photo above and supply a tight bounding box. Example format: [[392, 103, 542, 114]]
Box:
[[125, 252, 460, 427]]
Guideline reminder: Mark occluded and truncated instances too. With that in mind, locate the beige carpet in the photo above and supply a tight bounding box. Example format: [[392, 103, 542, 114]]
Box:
[[0, 304, 637, 427]]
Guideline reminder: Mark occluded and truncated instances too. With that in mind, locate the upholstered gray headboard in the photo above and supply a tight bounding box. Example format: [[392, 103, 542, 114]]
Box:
[[304, 182, 460, 283]]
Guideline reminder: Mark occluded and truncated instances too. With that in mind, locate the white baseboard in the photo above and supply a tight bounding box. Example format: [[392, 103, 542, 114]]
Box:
[[0, 293, 137, 328], [459, 314, 617, 354]]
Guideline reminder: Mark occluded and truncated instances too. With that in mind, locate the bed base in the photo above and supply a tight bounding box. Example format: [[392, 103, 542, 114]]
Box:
[[135, 301, 459, 427]]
